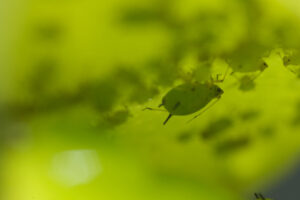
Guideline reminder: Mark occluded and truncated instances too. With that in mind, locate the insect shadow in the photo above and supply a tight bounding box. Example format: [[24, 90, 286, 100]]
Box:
[[201, 117, 233, 140], [177, 131, 194, 143], [214, 135, 251, 156], [29, 57, 57, 97], [119, 6, 164, 25], [34, 21, 63, 41], [144, 67, 229, 125], [80, 79, 119, 113], [101, 107, 131, 128], [239, 109, 261, 121], [114, 67, 160, 104]]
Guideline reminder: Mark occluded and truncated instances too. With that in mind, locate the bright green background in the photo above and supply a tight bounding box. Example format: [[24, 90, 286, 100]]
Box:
[[2, 0, 300, 200]]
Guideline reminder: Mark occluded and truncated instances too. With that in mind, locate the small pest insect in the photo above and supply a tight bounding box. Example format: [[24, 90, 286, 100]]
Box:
[[280, 49, 300, 77], [282, 49, 300, 67], [223, 42, 269, 92], [224, 39, 270, 74], [144, 70, 228, 125], [230, 72, 264, 92]]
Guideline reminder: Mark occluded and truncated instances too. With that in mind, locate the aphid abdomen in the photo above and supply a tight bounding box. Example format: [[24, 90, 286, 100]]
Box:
[[162, 83, 213, 115]]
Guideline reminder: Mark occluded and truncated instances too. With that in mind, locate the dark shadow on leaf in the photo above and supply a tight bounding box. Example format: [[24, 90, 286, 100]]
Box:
[[201, 117, 233, 140], [215, 136, 251, 156]]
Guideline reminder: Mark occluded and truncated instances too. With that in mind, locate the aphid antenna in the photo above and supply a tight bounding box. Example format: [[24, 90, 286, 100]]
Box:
[[220, 65, 230, 82], [211, 65, 230, 84], [186, 97, 221, 123]]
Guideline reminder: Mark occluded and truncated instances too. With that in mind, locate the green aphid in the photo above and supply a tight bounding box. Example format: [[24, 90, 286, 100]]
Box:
[[156, 82, 224, 125], [238, 75, 256, 92], [177, 131, 193, 143], [144, 68, 228, 125], [283, 50, 300, 67], [225, 40, 269, 73], [231, 73, 263, 92], [229, 57, 268, 74], [163, 83, 222, 112], [104, 108, 131, 127], [282, 50, 300, 77]]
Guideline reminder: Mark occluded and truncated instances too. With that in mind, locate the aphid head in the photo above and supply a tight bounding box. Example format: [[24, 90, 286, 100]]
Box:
[[211, 85, 224, 97]]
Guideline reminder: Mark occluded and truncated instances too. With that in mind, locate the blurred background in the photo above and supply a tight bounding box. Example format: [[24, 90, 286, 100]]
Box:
[[2, 0, 300, 199]]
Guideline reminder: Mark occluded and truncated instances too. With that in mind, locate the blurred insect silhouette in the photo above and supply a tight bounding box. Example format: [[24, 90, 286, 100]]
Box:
[[215, 135, 250, 155], [282, 49, 300, 67], [230, 72, 264, 92], [201, 117, 233, 140], [280, 49, 300, 78], [144, 68, 228, 125], [224, 40, 269, 91], [254, 193, 271, 200], [225, 39, 270, 74]]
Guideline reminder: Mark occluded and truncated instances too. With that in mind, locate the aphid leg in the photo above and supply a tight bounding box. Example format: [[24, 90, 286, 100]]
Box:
[[187, 97, 221, 123], [163, 114, 173, 125], [162, 102, 179, 125], [143, 107, 166, 112], [159, 99, 165, 107], [208, 75, 214, 86], [208, 74, 219, 85], [219, 65, 230, 82], [254, 193, 260, 199], [213, 66, 230, 83]]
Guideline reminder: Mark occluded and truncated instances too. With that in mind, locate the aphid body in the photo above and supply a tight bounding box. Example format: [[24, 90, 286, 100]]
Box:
[[160, 82, 224, 124], [283, 50, 300, 67], [225, 40, 269, 73]]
